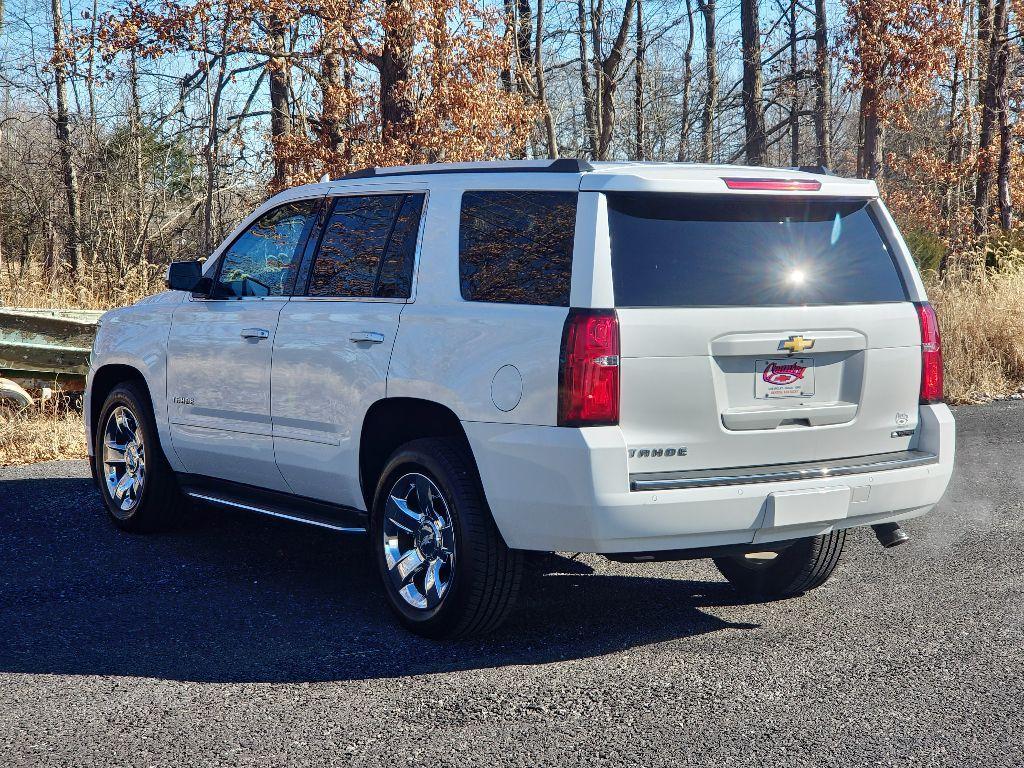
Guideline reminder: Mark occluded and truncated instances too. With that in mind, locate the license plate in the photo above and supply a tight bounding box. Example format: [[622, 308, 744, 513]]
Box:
[[766, 486, 851, 527], [755, 357, 814, 399]]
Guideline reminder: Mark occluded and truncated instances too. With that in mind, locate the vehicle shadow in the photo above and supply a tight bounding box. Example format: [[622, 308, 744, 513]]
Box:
[[0, 475, 759, 683]]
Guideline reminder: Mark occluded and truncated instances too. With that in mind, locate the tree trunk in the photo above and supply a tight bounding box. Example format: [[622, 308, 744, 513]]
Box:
[[697, 0, 716, 163], [591, 0, 604, 156], [788, 0, 799, 166], [268, 17, 291, 188], [129, 50, 146, 290], [577, 0, 597, 157], [634, 0, 645, 160], [977, 0, 992, 109], [993, 0, 1011, 231], [501, 0, 515, 92], [516, 0, 532, 77], [939, 48, 962, 262], [740, 0, 765, 165], [202, 51, 228, 256], [973, 0, 1007, 236], [534, 0, 558, 158], [378, 0, 416, 146], [676, 0, 694, 161], [50, 0, 82, 276], [594, 0, 636, 159], [812, 0, 831, 168], [860, 84, 884, 180]]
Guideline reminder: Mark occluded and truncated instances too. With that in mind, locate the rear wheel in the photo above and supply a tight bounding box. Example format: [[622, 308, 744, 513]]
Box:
[[93, 381, 181, 532], [370, 438, 522, 639], [713, 531, 846, 599]]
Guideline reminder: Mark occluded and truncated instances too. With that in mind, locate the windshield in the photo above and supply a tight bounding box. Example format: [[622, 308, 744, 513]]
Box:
[[607, 193, 908, 307]]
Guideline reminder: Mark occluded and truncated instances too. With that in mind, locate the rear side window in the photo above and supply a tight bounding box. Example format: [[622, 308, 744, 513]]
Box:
[[459, 191, 577, 306], [307, 193, 424, 299], [607, 194, 908, 307]]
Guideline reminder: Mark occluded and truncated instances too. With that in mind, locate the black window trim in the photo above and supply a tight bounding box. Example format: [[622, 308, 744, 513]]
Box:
[[293, 189, 429, 303], [195, 195, 324, 302]]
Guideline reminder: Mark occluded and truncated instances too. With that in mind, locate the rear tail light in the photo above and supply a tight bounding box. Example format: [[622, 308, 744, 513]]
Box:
[[558, 309, 620, 426], [916, 301, 943, 404], [722, 177, 822, 192]]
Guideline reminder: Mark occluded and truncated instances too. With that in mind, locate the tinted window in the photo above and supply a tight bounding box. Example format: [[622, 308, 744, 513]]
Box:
[[214, 199, 317, 298], [377, 194, 425, 299], [459, 191, 577, 306], [607, 194, 908, 307], [308, 194, 423, 298]]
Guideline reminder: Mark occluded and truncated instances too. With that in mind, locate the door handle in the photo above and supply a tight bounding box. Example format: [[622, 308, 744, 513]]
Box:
[[349, 331, 385, 344], [240, 327, 270, 340]]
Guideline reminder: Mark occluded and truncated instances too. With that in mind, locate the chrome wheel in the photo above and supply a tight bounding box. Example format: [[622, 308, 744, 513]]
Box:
[[102, 406, 146, 514], [382, 472, 456, 611]]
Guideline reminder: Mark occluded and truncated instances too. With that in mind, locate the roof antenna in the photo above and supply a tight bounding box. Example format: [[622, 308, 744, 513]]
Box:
[[319, 173, 330, 183]]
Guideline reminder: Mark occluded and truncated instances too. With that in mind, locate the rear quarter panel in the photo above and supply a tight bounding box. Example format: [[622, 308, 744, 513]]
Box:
[[386, 182, 575, 426]]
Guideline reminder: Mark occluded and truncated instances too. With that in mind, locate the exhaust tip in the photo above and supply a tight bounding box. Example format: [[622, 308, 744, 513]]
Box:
[[872, 523, 910, 549]]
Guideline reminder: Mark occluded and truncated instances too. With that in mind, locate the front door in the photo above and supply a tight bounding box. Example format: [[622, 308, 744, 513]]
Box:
[[166, 197, 320, 490], [272, 190, 427, 508]]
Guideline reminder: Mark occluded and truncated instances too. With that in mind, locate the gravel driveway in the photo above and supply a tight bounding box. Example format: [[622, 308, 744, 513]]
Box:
[[1, 402, 1022, 767]]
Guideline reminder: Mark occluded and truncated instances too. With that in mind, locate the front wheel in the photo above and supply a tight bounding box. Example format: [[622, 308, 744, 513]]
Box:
[[370, 438, 522, 639], [93, 381, 181, 532], [713, 531, 847, 599]]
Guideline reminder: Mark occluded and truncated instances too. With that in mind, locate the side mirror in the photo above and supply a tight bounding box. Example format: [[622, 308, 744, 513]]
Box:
[[165, 261, 210, 295]]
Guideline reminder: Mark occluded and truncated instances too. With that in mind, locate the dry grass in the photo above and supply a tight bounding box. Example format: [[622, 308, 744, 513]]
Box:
[[928, 264, 1024, 404], [0, 397, 88, 467], [0, 263, 157, 310]]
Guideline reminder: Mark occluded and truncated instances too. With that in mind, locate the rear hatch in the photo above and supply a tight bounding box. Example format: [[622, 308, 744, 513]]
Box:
[[606, 191, 921, 476]]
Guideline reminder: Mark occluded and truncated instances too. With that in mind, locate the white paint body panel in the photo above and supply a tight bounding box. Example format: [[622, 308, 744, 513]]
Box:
[[271, 298, 404, 507], [165, 298, 291, 491], [86, 162, 955, 554]]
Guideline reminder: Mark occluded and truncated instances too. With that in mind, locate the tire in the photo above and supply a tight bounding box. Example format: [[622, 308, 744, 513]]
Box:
[[92, 381, 181, 533], [370, 438, 522, 639], [713, 531, 847, 599]]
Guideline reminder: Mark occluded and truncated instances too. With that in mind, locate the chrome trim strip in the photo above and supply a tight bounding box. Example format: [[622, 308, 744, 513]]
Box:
[[630, 451, 938, 491], [186, 492, 366, 533]]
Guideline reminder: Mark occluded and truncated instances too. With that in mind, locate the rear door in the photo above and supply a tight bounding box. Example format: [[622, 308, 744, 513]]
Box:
[[166, 198, 319, 490], [271, 189, 426, 508], [605, 192, 921, 479]]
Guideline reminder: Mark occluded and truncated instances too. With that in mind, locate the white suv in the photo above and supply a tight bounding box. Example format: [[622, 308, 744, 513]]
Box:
[[86, 160, 955, 638]]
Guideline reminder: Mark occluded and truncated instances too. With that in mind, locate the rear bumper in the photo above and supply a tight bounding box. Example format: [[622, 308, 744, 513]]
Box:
[[464, 403, 955, 553]]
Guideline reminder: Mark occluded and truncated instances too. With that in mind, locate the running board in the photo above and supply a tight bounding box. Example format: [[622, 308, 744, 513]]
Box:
[[179, 473, 368, 533]]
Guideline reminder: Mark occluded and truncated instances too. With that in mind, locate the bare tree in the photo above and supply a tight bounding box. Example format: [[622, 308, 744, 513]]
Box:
[[697, 0, 716, 163], [267, 15, 292, 188], [676, 0, 695, 161], [812, 0, 831, 167], [740, 0, 765, 164], [49, 0, 82, 275], [634, 0, 645, 159], [973, 0, 1008, 235], [590, 0, 638, 159], [578, 0, 598, 156]]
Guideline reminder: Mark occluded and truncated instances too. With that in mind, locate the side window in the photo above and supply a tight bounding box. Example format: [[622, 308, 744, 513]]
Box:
[[213, 199, 318, 298], [459, 191, 577, 306], [307, 193, 425, 299], [376, 195, 425, 299]]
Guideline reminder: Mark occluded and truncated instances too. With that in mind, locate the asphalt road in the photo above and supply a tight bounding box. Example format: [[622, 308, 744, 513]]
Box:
[[1, 402, 1022, 767]]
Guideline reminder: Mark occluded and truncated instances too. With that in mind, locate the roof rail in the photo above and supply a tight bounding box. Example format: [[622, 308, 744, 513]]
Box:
[[333, 158, 594, 181]]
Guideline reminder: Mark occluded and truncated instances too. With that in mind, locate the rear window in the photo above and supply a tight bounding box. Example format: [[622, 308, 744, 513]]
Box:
[[607, 194, 908, 307]]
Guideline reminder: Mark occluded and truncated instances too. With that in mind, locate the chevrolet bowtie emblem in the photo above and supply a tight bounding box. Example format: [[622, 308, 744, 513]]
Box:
[[779, 334, 814, 354]]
